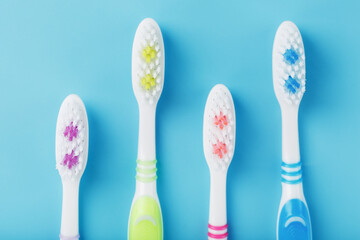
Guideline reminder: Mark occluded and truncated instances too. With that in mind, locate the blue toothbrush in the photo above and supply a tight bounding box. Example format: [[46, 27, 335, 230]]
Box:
[[272, 21, 312, 240]]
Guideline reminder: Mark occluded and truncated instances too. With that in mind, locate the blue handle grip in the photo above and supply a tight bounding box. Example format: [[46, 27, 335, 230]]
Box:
[[278, 199, 312, 240]]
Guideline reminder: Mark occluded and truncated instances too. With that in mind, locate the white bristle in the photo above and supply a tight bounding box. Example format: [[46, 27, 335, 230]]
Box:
[[55, 94, 88, 180], [273, 21, 306, 106], [132, 18, 165, 105], [203, 85, 236, 172]]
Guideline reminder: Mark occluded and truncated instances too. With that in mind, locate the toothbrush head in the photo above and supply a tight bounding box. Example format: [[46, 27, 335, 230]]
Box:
[[132, 18, 165, 106], [55, 94, 89, 181], [273, 21, 306, 107], [203, 84, 236, 172]]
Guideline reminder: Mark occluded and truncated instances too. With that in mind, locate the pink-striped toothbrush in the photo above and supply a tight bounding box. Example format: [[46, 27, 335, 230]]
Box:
[[203, 84, 236, 240]]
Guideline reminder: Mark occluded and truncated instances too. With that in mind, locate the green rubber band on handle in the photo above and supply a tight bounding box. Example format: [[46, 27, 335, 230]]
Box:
[[135, 159, 158, 183], [136, 175, 158, 182], [136, 167, 157, 174], [137, 159, 157, 166]]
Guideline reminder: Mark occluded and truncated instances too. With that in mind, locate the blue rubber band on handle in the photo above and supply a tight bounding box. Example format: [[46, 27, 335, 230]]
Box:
[[281, 177, 302, 185], [281, 162, 301, 168], [281, 169, 302, 176]]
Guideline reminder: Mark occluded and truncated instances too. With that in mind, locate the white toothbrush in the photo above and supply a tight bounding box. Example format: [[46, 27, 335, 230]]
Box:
[[128, 18, 164, 240], [56, 94, 89, 240], [203, 84, 236, 240], [273, 21, 312, 240]]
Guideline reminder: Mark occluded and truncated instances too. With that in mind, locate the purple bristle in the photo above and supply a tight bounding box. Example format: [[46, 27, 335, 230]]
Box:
[[63, 150, 79, 169], [64, 122, 78, 141]]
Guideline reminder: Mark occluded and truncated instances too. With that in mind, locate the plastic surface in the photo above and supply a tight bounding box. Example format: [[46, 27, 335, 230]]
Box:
[[129, 18, 164, 240]]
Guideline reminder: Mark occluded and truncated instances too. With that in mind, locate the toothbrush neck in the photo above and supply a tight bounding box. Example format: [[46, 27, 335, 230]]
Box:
[[209, 171, 227, 226], [282, 182, 304, 195], [281, 107, 300, 164], [61, 179, 80, 237], [138, 105, 156, 160], [136, 180, 158, 195]]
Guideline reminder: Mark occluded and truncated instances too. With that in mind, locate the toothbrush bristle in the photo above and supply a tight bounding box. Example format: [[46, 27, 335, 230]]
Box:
[[56, 95, 88, 179], [273, 21, 306, 105], [132, 19, 164, 105], [204, 85, 235, 171]]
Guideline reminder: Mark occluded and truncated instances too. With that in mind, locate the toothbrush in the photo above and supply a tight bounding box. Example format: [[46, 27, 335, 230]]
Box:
[[55, 94, 89, 240], [203, 84, 235, 240], [128, 18, 164, 240], [272, 21, 312, 240]]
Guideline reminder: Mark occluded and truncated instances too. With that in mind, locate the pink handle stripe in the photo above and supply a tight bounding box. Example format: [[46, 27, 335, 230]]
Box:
[[208, 224, 228, 231], [208, 232, 228, 239], [208, 224, 228, 239]]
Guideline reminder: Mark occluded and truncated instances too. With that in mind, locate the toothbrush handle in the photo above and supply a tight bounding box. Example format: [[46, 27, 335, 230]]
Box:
[[128, 159, 163, 240], [60, 180, 80, 240], [128, 195, 163, 240], [208, 172, 228, 240], [279, 108, 312, 239], [277, 196, 312, 240], [277, 162, 312, 240]]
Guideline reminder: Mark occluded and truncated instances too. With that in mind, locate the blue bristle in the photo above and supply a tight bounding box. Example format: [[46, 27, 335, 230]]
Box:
[[288, 76, 300, 89], [283, 48, 298, 65], [285, 76, 300, 94], [285, 81, 296, 94]]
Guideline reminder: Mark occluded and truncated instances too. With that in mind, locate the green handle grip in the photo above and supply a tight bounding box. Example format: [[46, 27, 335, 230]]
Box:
[[129, 196, 163, 240]]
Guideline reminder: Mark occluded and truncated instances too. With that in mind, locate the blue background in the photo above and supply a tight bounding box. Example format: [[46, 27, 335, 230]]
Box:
[[0, 0, 359, 239]]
